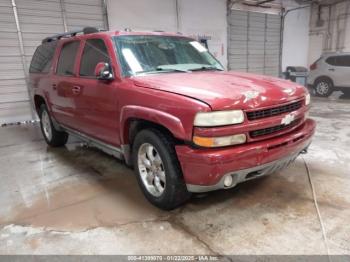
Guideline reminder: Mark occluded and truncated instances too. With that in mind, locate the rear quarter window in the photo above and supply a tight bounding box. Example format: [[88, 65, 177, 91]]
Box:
[[325, 56, 337, 66], [29, 42, 57, 74]]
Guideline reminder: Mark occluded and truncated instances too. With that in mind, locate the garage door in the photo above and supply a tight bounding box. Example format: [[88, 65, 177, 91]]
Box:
[[228, 9, 281, 77], [0, 0, 107, 125]]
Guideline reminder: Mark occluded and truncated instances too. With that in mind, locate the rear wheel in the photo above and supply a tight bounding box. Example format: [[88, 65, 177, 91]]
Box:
[[132, 129, 191, 210], [314, 78, 333, 97], [39, 104, 68, 147]]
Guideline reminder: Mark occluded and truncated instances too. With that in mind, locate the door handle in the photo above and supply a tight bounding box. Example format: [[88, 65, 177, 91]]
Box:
[[52, 84, 57, 90], [72, 85, 81, 94], [328, 68, 335, 71]]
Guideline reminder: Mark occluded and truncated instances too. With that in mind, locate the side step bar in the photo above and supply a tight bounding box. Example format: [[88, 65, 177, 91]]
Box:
[[61, 125, 125, 161]]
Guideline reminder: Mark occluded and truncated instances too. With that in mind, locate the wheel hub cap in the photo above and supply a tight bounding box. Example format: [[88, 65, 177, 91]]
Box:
[[316, 82, 329, 95], [41, 110, 52, 141], [137, 143, 166, 197]]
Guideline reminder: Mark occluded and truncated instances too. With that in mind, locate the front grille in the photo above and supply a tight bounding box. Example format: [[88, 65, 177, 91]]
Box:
[[247, 100, 303, 121], [250, 119, 301, 138]]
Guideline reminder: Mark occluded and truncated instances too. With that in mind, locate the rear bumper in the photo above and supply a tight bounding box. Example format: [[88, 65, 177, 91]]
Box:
[[175, 119, 316, 192]]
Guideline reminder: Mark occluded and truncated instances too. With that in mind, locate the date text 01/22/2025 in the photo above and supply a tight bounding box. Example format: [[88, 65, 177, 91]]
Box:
[[127, 255, 219, 261]]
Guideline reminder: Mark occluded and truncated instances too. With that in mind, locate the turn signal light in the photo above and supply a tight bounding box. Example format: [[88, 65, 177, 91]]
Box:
[[193, 134, 246, 148]]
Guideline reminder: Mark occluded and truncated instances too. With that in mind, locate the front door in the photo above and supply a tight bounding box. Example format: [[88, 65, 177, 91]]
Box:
[[73, 38, 120, 146]]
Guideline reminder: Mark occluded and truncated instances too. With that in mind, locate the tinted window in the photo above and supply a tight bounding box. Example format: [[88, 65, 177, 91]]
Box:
[[80, 39, 110, 77], [326, 55, 350, 67], [337, 56, 350, 67], [57, 41, 80, 76], [29, 42, 57, 73], [326, 56, 337, 66]]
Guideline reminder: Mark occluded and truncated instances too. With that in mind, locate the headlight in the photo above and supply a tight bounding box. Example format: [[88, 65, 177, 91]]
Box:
[[193, 134, 246, 147], [194, 110, 244, 127], [305, 93, 311, 105]]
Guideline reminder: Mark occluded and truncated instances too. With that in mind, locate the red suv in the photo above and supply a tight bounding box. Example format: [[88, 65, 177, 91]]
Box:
[[29, 27, 316, 210]]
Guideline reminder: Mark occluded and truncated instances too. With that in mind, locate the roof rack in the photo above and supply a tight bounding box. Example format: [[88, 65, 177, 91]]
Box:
[[42, 27, 105, 43]]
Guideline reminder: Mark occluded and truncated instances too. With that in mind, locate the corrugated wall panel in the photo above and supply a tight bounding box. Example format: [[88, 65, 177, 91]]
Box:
[[228, 9, 281, 77], [0, 0, 106, 124], [0, 0, 32, 123], [63, 0, 106, 31], [228, 10, 248, 71]]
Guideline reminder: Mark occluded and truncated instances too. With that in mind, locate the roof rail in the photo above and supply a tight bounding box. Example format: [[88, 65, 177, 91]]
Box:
[[42, 27, 103, 43]]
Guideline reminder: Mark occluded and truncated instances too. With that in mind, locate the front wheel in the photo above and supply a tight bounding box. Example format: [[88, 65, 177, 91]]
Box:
[[132, 129, 191, 210], [39, 104, 68, 147]]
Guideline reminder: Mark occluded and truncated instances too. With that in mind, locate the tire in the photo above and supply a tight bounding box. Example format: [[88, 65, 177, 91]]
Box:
[[314, 77, 333, 97], [39, 104, 68, 147], [132, 128, 191, 210]]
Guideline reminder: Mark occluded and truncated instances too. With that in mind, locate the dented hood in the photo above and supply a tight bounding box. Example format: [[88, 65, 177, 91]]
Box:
[[132, 71, 307, 110]]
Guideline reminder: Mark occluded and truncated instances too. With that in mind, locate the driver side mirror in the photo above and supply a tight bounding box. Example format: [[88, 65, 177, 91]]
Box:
[[95, 62, 114, 81]]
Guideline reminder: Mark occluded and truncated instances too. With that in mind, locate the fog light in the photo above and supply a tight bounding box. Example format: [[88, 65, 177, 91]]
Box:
[[223, 175, 233, 187]]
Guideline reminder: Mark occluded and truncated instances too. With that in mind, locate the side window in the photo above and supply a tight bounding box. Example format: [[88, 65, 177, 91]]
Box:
[[56, 41, 80, 76], [325, 56, 337, 66], [337, 56, 350, 67], [29, 42, 57, 73], [80, 39, 110, 77], [326, 55, 350, 67]]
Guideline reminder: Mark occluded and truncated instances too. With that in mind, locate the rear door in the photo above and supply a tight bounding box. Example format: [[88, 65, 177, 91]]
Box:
[[74, 37, 120, 146], [325, 55, 350, 87], [333, 55, 350, 87], [51, 40, 81, 129]]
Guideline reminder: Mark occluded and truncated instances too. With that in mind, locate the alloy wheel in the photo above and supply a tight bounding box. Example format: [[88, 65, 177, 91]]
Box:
[[137, 143, 166, 197], [316, 81, 329, 95], [41, 110, 52, 141]]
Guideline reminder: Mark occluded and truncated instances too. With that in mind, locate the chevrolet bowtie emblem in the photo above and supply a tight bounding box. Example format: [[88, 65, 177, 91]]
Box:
[[281, 113, 295, 125]]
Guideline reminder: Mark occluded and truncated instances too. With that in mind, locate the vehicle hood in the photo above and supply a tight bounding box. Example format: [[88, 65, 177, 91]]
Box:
[[132, 71, 307, 110]]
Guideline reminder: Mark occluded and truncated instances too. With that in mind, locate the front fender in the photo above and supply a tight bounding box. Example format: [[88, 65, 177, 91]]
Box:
[[120, 105, 187, 144]]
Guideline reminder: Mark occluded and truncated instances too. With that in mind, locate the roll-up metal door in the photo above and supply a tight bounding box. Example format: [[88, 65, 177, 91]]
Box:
[[63, 0, 106, 31], [228, 9, 281, 77], [0, 0, 31, 124], [0, 0, 107, 125]]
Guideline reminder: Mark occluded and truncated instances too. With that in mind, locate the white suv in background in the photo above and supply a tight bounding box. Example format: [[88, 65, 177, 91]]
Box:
[[308, 52, 350, 97]]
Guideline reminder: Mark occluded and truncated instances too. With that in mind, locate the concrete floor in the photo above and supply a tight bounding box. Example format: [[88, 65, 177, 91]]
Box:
[[0, 96, 349, 255]]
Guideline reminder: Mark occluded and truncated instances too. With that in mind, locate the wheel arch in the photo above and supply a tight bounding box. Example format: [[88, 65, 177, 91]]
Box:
[[314, 75, 334, 86], [120, 105, 187, 146]]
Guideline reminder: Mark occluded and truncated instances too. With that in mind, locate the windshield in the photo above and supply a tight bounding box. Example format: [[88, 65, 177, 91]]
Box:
[[114, 35, 224, 76]]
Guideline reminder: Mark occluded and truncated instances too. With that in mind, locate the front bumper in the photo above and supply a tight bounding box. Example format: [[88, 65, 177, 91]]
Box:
[[176, 119, 316, 192]]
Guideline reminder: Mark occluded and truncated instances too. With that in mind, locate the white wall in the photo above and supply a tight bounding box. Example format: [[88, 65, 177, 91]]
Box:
[[282, 7, 310, 71], [309, 1, 350, 65], [106, 0, 312, 73], [106, 0, 177, 32], [106, 0, 227, 67]]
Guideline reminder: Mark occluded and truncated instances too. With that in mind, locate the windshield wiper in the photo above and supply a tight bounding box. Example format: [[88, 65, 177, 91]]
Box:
[[189, 66, 224, 72], [135, 67, 188, 75], [156, 66, 189, 73]]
